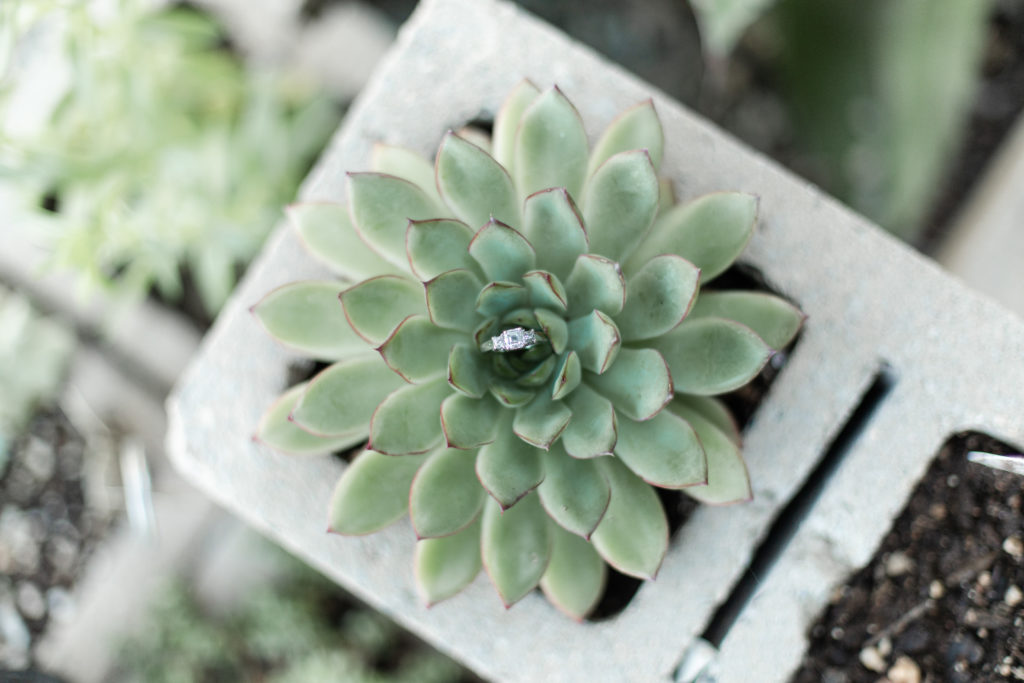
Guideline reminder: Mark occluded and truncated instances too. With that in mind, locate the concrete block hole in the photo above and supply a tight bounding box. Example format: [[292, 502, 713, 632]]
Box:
[[793, 430, 1024, 682]]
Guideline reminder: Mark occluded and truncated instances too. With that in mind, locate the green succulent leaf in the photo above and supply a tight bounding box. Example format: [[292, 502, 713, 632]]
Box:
[[378, 315, 464, 383], [369, 378, 450, 455], [586, 347, 672, 421], [476, 282, 529, 318], [565, 254, 626, 318], [626, 192, 758, 282], [255, 383, 365, 455], [537, 444, 611, 538], [551, 350, 582, 400], [481, 493, 552, 607], [516, 355, 558, 389], [456, 125, 493, 152], [348, 172, 447, 267], [582, 150, 660, 261], [670, 402, 752, 504], [567, 310, 621, 375], [468, 219, 536, 283], [614, 410, 707, 488], [514, 86, 589, 201], [501, 308, 539, 329], [370, 143, 443, 206], [521, 188, 589, 281], [406, 219, 480, 280], [522, 271, 568, 312], [441, 393, 501, 449], [410, 446, 485, 538], [615, 255, 701, 342], [562, 383, 617, 458], [447, 343, 490, 398], [533, 308, 569, 355], [436, 131, 520, 229], [340, 275, 427, 345], [589, 99, 664, 175], [251, 281, 366, 360], [540, 523, 607, 620], [425, 269, 484, 332], [590, 457, 669, 579], [328, 449, 427, 535], [414, 516, 483, 606], [513, 390, 572, 448], [658, 177, 675, 216], [648, 317, 773, 396], [476, 422, 545, 508], [288, 203, 404, 280], [674, 394, 742, 446], [489, 379, 537, 407], [689, 291, 804, 350], [492, 79, 540, 173], [291, 356, 405, 437]]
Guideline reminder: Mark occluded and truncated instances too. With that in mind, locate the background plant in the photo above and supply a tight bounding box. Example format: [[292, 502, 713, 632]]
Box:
[[0, 0, 339, 316], [688, 0, 993, 242], [113, 552, 469, 683]]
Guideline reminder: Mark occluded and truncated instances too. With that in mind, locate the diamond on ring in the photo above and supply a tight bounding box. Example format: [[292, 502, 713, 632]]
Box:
[[481, 327, 544, 353]]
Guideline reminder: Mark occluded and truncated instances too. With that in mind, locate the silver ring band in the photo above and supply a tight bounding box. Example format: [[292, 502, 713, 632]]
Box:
[[481, 327, 545, 353]]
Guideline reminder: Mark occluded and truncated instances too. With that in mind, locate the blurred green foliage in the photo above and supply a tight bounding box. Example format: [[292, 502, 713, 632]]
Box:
[[113, 557, 468, 683], [690, 0, 993, 242], [1, 0, 339, 316], [0, 285, 74, 469]]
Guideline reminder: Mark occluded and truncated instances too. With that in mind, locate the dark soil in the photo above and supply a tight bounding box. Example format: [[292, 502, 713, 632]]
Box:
[[793, 433, 1024, 683], [0, 408, 115, 669]]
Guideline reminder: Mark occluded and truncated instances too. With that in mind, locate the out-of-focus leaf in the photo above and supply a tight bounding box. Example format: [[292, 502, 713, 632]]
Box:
[[774, 0, 991, 241]]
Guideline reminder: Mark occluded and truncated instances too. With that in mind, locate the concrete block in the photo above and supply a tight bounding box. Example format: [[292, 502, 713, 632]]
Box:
[[167, 0, 1024, 680], [938, 111, 1024, 318]]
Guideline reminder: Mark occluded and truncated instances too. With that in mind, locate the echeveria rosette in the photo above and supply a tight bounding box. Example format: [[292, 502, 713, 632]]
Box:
[[252, 82, 804, 620]]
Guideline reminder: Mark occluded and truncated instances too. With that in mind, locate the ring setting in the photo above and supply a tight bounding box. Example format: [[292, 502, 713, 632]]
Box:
[[480, 327, 545, 353]]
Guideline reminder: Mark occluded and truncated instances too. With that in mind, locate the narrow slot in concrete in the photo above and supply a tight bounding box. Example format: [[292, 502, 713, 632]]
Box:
[[696, 366, 896, 652]]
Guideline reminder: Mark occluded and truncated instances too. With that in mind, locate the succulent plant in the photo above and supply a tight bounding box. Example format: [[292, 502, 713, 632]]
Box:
[[252, 82, 803, 619]]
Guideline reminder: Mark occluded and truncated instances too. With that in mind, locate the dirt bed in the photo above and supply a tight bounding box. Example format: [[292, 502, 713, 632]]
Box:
[[794, 434, 1024, 683]]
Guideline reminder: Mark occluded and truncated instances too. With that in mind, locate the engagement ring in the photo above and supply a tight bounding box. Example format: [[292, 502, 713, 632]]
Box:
[[480, 327, 545, 353]]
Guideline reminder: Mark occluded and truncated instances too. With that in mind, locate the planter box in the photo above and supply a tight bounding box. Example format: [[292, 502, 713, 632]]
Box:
[[167, 0, 1024, 680]]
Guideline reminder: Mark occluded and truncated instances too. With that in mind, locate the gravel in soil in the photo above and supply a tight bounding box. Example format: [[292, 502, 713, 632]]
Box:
[[793, 433, 1024, 683], [0, 409, 115, 672]]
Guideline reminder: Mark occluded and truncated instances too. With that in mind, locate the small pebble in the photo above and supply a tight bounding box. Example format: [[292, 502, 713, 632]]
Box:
[[877, 636, 892, 657], [929, 580, 945, 599], [978, 571, 991, 588], [1005, 584, 1023, 607], [885, 551, 914, 577], [21, 436, 56, 482], [859, 645, 887, 673], [0, 600, 30, 670], [888, 656, 922, 683], [15, 581, 45, 621], [998, 663, 1011, 676], [947, 474, 960, 488], [1004, 536, 1024, 559]]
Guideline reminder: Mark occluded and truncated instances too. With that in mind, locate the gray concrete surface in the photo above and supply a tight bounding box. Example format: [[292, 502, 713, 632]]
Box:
[[166, 0, 1024, 680], [938, 111, 1024, 318], [187, 0, 395, 99]]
